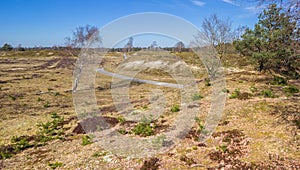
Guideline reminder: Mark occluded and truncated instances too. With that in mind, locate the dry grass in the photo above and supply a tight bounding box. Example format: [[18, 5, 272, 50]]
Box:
[[0, 50, 299, 169]]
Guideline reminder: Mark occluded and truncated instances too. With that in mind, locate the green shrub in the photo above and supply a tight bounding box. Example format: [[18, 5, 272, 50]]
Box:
[[44, 102, 50, 108], [250, 86, 258, 93], [132, 118, 155, 137], [0, 113, 65, 159], [229, 89, 240, 99], [205, 79, 211, 86], [11, 136, 33, 152], [194, 117, 204, 133], [92, 151, 108, 157], [8, 95, 16, 101], [284, 85, 299, 94], [82, 135, 93, 146], [37, 113, 64, 142], [271, 76, 287, 86], [261, 89, 275, 98], [48, 162, 63, 169], [117, 129, 127, 135], [192, 93, 203, 101], [0, 150, 12, 159], [54, 92, 60, 96], [170, 104, 180, 112], [117, 116, 126, 123], [222, 88, 230, 93], [217, 145, 228, 153]]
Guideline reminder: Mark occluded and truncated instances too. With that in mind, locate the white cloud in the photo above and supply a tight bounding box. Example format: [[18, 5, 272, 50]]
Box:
[[245, 5, 265, 14], [191, 0, 206, 7], [222, 0, 238, 6]]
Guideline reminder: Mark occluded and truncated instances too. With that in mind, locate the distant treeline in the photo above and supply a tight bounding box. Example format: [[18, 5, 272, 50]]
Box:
[[0, 43, 191, 52]]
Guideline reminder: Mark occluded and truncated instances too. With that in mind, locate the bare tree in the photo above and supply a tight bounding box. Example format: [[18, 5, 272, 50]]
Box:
[[123, 37, 133, 52], [175, 41, 185, 52], [65, 25, 100, 48], [150, 41, 158, 50], [201, 14, 235, 57]]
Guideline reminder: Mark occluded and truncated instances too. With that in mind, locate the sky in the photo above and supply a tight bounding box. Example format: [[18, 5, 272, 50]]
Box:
[[0, 0, 261, 48]]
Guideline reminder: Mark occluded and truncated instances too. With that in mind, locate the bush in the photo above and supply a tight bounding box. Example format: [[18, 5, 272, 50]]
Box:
[[37, 113, 64, 143], [271, 76, 287, 86], [48, 162, 63, 169], [0, 113, 65, 160], [284, 85, 299, 94], [1, 43, 13, 51], [250, 86, 258, 93], [92, 151, 108, 157], [82, 135, 93, 146], [229, 89, 240, 99], [205, 78, 211, 86], [192, 93, 203, 101], [194, 117, 204, 133], [117, 116, 126, 123], [170, 104, 180, 112], [222, 88, 230, 93], [132, 118, 155, 137], [11, 136, 33, 152], [217, 145, 228, 153], [261, 89, 275, 98]]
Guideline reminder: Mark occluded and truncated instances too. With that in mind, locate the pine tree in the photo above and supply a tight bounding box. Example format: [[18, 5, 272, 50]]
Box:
[[234, 4, 299, 77]]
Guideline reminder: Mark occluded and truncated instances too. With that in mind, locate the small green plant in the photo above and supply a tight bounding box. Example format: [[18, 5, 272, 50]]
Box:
[[0, 150, 12, 159], [37, 97, 44, 102], [92, 151, 108, 157], [117, 129, 127, 135], [82, 135, 93, 146], [179, 155, 196, 166], [192, 146, 198, 150], [47, 88, 54, 92], [54, 92, 60, 96], [205, 78, 211, 86], [217, 145, 228, 153], [229, 89, 240, 99], [261, 89, 275, 98], [37, 113, 64, 143], [194, 117, 204, 133], [132, 118, 155, 137], [250, 85, 258, 93], [117, 116, 126, 123], [11, 136, 33, 152], [48, 161, 63, 169], [44, 101, 50, 108], [284, 85, 299, 95], [192, 93, 203, 101], [0, 113, 65, 160], [271, 76, 287, 86], [170, 104, 180, 112], [142, 105, 148, 109], [8, 95, 16, 101], [222, 88, 229, 93]]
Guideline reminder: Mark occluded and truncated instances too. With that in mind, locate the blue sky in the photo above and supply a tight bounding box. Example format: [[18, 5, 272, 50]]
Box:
[[0, 0, 260, 47]]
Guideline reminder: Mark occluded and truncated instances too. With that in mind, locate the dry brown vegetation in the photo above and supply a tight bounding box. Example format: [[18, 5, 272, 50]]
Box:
[[0, 50, 299, 169]]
